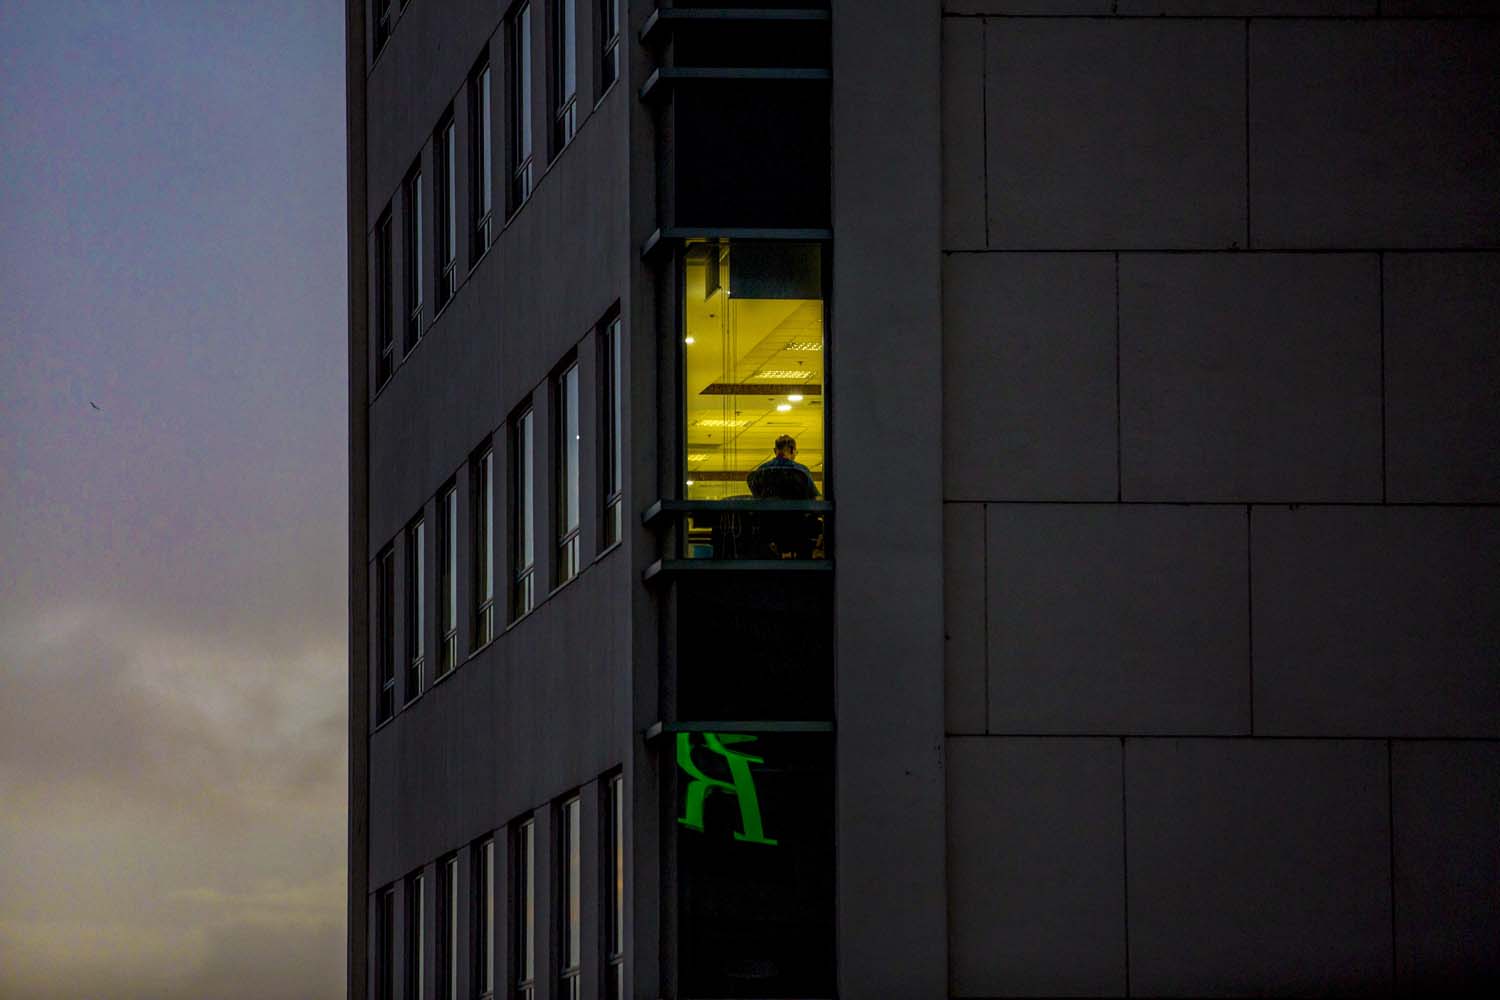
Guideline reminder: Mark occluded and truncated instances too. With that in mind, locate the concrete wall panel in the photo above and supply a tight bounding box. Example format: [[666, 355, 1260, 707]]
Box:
[[943, 253, 1117, 500], [1250, 20, 1500, 249], [948, 738, 1125, 997], [1385, 252, 1500, 502], [1119, 253, 1381, 502], [1127, 738, 1392, 996], [986, 19, 1245, 249], [987, 505, 1250, 735], [1392, 740, 1500, 994], [942, 18, 986, 251], [944, 504, 987, 735], [1253, 505, 1500, 738]]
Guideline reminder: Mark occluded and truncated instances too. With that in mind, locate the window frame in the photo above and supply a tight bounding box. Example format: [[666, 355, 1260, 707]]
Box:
[[507, 2, 534, 212], [469, 56, 494, 260], [374, 0, 394, 57], [437, 484, 458, 675], [407, 869, 427, 1000], [376, 545, 396, 723], [599, 313, 623, 548], [511, 407, 536, 620], [551, 0, 578, 154], [439, 854, 461, 1000], [511, 817, 536, 1000], [435, 112, 458, 310], [557, 794, 582, 1000], [473, 445, 496, 648], [403, 162, 425, 351], [603, 773, 625, 1000], [405, 517, 426, 703], [596, 0, 621, 99], [474, 837, 497, 1000], [554, 360, 581, 586], [377, 884, 397, 1000], [375, 207, 395, 388]]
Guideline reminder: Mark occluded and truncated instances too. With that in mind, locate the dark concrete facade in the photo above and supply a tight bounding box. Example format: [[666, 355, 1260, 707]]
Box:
[[351, 1, 1499, 997]]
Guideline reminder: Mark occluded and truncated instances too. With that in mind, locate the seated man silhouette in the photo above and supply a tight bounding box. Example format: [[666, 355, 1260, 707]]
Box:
[[746, 434, 820, 558]]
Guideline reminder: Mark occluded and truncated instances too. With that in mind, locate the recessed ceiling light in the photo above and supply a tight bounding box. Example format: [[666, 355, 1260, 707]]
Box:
[[787, 394, 804, 402], [776, 403, 792, 412], [685, 480, 695, 486], [784, 341, 822, 352], [754, 370, 812, 380], [684, 336, 695, 345]]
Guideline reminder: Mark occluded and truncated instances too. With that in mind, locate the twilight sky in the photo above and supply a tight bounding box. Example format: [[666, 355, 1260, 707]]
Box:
[[1, 3, 348, 996]]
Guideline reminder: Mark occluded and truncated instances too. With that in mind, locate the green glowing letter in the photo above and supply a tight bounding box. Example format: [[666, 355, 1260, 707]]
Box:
[[676, 732, 777, 846]]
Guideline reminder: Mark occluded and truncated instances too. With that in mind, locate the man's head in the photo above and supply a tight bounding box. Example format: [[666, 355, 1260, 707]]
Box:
[[774, 434, 798, 459]]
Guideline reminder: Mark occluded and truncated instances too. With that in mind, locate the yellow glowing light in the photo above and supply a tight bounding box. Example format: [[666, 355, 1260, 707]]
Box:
[[684, 336, 695, 345], [776, 403, 792, 412], [787, 394, 804, 402], [753, 370, 813, 380]]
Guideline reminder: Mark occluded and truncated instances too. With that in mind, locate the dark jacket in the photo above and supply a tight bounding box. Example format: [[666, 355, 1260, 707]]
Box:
[[747, 456, 819, 500]]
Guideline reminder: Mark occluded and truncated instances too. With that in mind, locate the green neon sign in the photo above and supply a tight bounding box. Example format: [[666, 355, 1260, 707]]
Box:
[[676, 732, 778, 846]]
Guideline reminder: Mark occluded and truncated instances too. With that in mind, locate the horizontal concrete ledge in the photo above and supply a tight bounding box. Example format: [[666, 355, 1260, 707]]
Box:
[[644, 719, 835, 741]]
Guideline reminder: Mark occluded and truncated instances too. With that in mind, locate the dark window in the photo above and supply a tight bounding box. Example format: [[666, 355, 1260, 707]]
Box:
[[376, 546, 396, 723], [555, 362, 580, 585], [551, 0, 578, 153], [508, 3, 534, 209], [512, 408, 535, 619], [405, 518, 425, 702], [558, 796, 582, 1000], [375, 208, 395, 388], [376, 885, 397, 1000], [374, 0, 393, 56], [597, 0, 620, 97], [407, 870, 427, 1000], [435, 113, 458, 309], [474, 837, 496, 999], [511, 817, 536, 1000], [603, 774, 625, 1000], [474, 447, 495, 647], [600, 315, 623, 548], [403, 164, 424, 351], [437, 485, 458, 675], [440, 855, 461, 1000], [469, 58, 494, 259]]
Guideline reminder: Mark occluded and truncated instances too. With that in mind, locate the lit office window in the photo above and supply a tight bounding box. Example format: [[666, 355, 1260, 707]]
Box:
[[474, 447, 495, 647], [408, 871, 427, 1000], [512, 408, 535, 619], [470, 58, 494, 257], [374, 0, 393, 55], [403, 164, 424, 351], [552, 0, 578, 152], [508, 3, 534, 208], [604, 774, 625, 1000], [558, 796, 582, 1000], [377, 885, 397, 1000], [475, 838, 496, 999], [435, 113, 458, 308], [601, 317, 623, 548], [438, 485, 458, 674], [555, 363, 580, 585], [681, 241, 827, 559], [375, 208, 395, 387], [376, 546, 396, 723], [440, 856, 460, 1000], [512, 818, 536, 1000], [405, 518, 425, 702], [597, 0, 620, 96]]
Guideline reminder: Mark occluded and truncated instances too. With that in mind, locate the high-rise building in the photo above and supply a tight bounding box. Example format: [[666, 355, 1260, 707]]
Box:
[[347, 2, 1499, 997]]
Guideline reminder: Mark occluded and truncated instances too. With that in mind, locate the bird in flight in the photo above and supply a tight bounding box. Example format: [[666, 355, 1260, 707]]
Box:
[[89, 401, 102, 411]]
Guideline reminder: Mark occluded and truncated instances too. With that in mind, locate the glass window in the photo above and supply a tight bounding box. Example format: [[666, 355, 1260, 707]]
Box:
[[407, 871, 427, 1000], [470, 59, 494, 258], [376, 209, 395, 387], [475, 838, 496, 999], [374, 0, 393, 55], [605, 773, 625, 1000], [512, 409, 535, 619], [601, 316, 623, 548], [474, 448, 495, 647], [681, 241, 827, 559], [441, 856, 460, 1000], [376, 546, 396, 723], [552, 0, 577, 152], [559, 796, 582, 1000], [438, 485, 458, 674], [597, 0, 620, 97], [404, 164, 424, 351], [435, 114, 458, 308], [405, 518, 425, 702], [509, 3, 534, 209], [556, 363, 580, 585], [512, 818, 536, 1000], [377, 885, 397, 1000]]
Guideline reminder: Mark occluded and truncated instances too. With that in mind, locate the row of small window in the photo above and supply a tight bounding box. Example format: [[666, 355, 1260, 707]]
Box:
[[373, 0, 624, 390], [374, 773, 626, 1000], [375, 315, 625, 724]]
